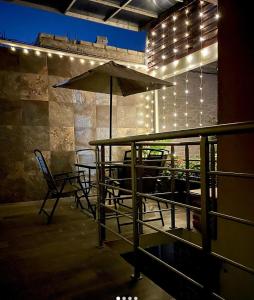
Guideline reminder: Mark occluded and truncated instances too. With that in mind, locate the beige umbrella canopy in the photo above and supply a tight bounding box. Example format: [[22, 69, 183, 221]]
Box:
[[54, 60, 172, 160], [53, 60, 172, 96]]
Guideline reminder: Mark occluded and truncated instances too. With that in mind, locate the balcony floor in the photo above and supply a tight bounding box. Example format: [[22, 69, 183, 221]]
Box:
[[0, 199, 174, 300]]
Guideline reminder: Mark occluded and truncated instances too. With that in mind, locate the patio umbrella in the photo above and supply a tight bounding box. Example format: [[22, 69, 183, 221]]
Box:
[[54, 60, 172, 159]]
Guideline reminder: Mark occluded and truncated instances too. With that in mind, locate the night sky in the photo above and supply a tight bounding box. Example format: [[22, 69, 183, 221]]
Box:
[[0, 1, 146, 51]]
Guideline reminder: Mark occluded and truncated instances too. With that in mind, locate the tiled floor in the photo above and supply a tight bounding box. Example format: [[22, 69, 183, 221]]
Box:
[[0, 199, 175, 300]]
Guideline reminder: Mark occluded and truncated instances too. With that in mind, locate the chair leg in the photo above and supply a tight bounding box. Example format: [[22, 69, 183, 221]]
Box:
[[47, 196, 60, 224], [39, 190, 49, 215], [78, 179, 96, 219], [157, 200, 165, 227], [113, 198, 121, 234]]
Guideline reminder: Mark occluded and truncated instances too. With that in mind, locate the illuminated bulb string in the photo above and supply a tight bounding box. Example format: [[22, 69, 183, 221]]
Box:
[[172, 14, 178, 129], [185, 7, 190, 128], [150, 91, 155, 132], [199, 1, 204, 127]]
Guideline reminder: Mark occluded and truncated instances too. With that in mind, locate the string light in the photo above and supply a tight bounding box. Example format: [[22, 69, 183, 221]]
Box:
[[10, 46, 16, 52], [47, 53, 52, 57], [172, 9, 178, 130], [199, 0, 204, 127], [23, 49, 29, 54], [35, 50, 41, 56], [80, 58, 85, 64]]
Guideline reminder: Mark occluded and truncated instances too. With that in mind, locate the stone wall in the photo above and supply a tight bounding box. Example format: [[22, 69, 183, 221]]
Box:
[[37, 33, 145, 65], [0, 47, 149, 203]]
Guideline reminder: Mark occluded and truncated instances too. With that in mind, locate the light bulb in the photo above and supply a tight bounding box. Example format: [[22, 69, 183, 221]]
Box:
[[185, 112, 188, 116], [10, 46, 16, 52], [200, 24, 204, 29], [185, 90, 189, 94], [200, 111, 203, 114], [185, 44, 190, 49], [174, 113, 177, 117], [173, 38, 177, 43], [162, 34, 165, 38], [185, 20, 190, 26], [173, 92, 177, 96], [173, 15, 177, 21], [152, 42, 155, 46], [185, 79, 189, 83], [59, 54, 63, 58], [90, 60, 95, 65], [162, 96, 166, 100], [186, 101, 189, 105], [174, 123, 177, 127], [186, 123, 189, 127], [162, 125, 166, 129], [215, 13, 220, 19], [152, 31, 156, 36], [162, 86, 166, 90], [174, 103, 176, 106], [173, 27, 177, 32], [200, 123, 203, 126], [161, 23, 166, 28], [200, 37, 204, 42], [23, 49, 29, 54], [161, 44, 165, 49], [161, 55, 166, 60], [200, 12, 204, 17], [200, 99, 204, 103], [47, 53, 52, 57], [35, 50, 41, 56], [70, 57, 74, 61], [185, 9, 189, 14], [173, 48, 178, 53], [173, 81, 177, 86]]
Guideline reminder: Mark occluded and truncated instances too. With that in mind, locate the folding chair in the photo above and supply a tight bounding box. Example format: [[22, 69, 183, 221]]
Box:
[[113, 148, 167, 233], [34, 149, 95, 224]]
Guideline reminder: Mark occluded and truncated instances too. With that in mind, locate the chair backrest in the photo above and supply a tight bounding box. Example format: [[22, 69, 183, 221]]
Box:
[[34, 149, 58, 192]]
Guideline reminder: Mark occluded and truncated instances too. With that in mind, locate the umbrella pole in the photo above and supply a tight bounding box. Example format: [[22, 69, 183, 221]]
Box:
[[109, 76, 113, 162]]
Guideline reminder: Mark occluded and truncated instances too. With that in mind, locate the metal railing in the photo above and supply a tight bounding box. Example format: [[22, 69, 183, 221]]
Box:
[[90, 121, 254, 299]]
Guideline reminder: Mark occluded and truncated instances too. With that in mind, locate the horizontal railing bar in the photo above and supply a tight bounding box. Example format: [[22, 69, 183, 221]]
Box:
[[137, 247, 203, 288], [99, 223, 133, 246], [137, 140, 217, 146], [135, 165, 201, 173], [211, 252, 254, 275], [210, 211, 254, 227], [137, 219, 202, 250], [210, 171, 254, 178], [89, 121, 254, 146], [104, 208, 173, 220], [100, 182, 132, 194], [100, 203, 133, 220], [137, 192, 201, 211]]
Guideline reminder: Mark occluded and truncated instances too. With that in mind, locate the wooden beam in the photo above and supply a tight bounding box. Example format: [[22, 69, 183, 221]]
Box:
[[104, 0, 133, 22], [64, 0, 78, 14], [89, 0, 158, 19], [205, 0, 218, 4]]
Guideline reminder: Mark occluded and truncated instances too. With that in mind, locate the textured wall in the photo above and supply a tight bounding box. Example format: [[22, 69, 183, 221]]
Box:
[[158, 70, 217, 132], [0, 47, 150, 203]]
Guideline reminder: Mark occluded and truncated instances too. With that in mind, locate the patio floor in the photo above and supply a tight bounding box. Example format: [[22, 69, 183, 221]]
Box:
[[0, 199, 174, 300]]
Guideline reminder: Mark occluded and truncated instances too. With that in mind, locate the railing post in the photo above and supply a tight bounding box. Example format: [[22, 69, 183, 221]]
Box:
[[131, 142, 141, 280], [138, 145, 143, 234], [98, 145, 106, 247], [200, 136, 212, 298], [185, 144, 191, 230], [170, 145, 176, 229]]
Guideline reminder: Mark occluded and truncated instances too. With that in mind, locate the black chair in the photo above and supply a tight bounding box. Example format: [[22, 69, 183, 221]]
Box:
[[34, 149, 96, 223], [112, 148, 168, 233]]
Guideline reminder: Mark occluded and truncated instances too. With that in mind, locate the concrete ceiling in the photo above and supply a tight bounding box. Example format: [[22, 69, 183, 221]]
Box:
[[4, 0, 184, 31]]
